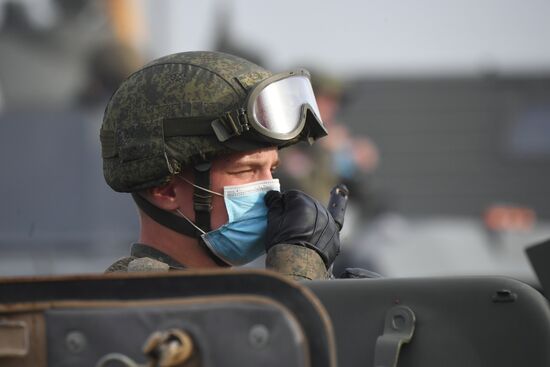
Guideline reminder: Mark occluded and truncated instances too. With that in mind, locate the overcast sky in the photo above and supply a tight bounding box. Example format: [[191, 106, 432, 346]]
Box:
[[144, 0, 550, 76]]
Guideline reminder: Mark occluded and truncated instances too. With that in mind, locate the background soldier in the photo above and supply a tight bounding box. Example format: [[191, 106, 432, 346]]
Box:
[[101, 51, 340, 280]]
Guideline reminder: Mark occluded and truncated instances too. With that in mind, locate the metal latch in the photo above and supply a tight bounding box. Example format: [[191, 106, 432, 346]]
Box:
[[0, 319, 29, 358], [96, 328, 195, 367], [374, 305, 416, 367]]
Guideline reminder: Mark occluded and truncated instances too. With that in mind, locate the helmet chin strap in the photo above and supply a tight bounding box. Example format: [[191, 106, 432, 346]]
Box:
[[192, 162, 213, 234], [131, 161, 229, 267], [132, 192, 202, 238]]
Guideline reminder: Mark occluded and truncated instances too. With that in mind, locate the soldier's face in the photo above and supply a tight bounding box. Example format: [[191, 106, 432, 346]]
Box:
[[208, 147, 279, 230]]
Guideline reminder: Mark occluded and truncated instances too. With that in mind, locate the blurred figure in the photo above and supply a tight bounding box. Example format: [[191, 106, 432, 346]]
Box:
[[483, 203, 538, 249]]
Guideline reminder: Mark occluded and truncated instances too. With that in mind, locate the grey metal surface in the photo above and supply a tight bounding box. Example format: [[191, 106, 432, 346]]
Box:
[[306, 276, 550, 367], [46, 301, 306, 367]]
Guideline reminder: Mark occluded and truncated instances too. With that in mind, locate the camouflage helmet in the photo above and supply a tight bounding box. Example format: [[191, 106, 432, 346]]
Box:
[[100, 51, 274, 193]]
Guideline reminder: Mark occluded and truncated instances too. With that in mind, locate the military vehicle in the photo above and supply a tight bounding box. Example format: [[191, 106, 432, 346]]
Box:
[[0, 238, 549, 367]]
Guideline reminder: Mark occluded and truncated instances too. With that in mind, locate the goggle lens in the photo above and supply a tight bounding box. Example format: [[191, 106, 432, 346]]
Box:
[[252, 76, 321, 135]]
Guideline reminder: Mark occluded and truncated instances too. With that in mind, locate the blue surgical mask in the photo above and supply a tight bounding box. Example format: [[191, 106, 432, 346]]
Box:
[[177, 178, 280, 266]]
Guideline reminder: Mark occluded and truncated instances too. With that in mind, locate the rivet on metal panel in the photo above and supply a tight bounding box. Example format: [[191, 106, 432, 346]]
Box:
[[249, 324, 270, 349], [65, 330, 87, 354]]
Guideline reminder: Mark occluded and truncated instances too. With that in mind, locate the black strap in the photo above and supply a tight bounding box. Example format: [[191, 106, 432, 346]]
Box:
[[163, 113, 249, 142], [193, 163, 212, 233], [163, 117, 216, 137], [132, 193, 202, 238]]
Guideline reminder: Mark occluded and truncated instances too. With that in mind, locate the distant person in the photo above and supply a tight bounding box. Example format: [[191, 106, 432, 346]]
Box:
[[100, 51, 341, 280]]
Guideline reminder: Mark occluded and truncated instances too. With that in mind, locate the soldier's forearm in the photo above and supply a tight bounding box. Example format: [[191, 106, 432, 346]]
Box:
[[265, 244, 329, 281]]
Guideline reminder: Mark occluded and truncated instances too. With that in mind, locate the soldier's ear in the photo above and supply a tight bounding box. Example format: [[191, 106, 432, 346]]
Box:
[[146, 180, 180, 211]]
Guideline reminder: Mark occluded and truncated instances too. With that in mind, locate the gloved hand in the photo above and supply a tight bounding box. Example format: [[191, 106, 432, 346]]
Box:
[[264, 190, 341, 268]]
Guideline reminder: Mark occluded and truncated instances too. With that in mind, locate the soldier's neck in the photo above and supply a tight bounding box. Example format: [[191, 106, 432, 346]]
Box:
[[139, 216, 220, 268]]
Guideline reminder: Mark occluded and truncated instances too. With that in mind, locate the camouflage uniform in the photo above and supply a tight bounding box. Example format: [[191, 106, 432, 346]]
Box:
[[106, 244, 185, 272], [106, 243, 328, 281]]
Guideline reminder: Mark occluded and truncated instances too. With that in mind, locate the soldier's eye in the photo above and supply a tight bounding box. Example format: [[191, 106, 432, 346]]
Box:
[[229, 169, 254, 177]]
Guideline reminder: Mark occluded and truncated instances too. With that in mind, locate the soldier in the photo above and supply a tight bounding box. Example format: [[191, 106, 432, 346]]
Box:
[[101, 51, 340, 280]]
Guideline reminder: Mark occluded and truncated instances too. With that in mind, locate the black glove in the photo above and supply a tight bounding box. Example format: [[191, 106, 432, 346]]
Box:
[[264, 190, 341, 267]]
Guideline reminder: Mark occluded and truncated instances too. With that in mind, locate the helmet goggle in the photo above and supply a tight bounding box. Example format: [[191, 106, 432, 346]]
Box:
[[212, 69, 327, 147], [163, 69, 328, 149]]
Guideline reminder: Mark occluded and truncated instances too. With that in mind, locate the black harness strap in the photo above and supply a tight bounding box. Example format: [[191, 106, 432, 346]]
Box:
[[132, 193, 202, 238], [193, 163, 212, 234], [163, 117, 215, 137]]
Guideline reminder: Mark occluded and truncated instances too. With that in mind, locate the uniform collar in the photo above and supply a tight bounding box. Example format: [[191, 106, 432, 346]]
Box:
[[130, 243, 186, 270]]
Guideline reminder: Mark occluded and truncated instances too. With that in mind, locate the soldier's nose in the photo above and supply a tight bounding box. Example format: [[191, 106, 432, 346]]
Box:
[[260, 169, 273, 181]]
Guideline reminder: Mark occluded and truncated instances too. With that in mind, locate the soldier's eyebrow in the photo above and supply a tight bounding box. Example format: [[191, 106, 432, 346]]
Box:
[[232, 157, 269, 169], [227, 152, 278, 171]]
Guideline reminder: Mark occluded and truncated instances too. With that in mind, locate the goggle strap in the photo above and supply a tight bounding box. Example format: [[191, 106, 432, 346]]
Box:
[[211, 109, 249, 142], [163, 113, 250, 144], [163, 117, 216, 137]]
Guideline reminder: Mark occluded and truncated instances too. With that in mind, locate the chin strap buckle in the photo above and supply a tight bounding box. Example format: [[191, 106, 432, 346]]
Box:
[[193, 192, 212, 213]]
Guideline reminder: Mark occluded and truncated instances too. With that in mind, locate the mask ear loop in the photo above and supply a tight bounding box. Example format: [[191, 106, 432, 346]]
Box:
[[178, 176, 224, 197], [175, 209, 206, 235]]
